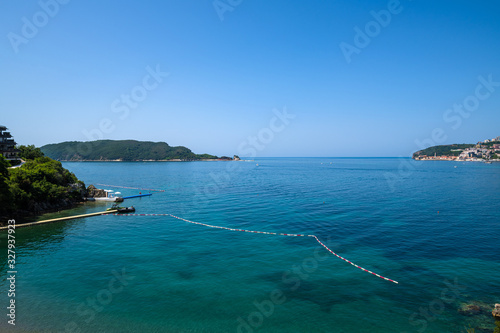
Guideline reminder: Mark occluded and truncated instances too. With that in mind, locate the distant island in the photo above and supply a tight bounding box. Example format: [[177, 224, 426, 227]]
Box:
[[413, 136, 500, 162], [41, 140, 239, 162]]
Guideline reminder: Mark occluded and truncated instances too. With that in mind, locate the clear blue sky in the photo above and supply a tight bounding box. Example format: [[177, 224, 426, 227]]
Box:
[[1, 0, 499, 157]]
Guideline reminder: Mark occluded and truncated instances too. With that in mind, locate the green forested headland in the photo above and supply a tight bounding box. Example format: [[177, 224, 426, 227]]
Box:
[[0, 146, 85, 221], [41, 140, 219, 161], [412, 144, 475, 158]]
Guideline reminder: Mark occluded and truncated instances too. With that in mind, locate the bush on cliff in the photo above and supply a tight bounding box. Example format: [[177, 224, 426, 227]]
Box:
[[18, 144, 45, 160], [0, 153, 85, 218]]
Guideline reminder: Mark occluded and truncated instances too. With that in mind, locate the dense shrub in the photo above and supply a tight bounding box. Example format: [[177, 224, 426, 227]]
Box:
[[0, 153, 85, 217]]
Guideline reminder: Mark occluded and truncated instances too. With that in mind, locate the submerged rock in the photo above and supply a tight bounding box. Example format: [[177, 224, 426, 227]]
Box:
[[458, 301, 491, 316], [459, 304, 482, 316], [459, 301, 499, 332]]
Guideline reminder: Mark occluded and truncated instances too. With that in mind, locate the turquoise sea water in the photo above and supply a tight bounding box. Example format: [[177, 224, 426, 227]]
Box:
[[1, 158, 499, 332]]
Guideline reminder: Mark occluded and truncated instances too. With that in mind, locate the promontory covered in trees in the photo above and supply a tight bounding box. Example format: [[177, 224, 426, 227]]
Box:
[[0, 146, 86, 221], [41, 140, 236, 161], [413, 136, 500, 161]]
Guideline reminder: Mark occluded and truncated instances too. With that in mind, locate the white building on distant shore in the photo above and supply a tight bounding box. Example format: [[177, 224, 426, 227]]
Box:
[[484, 136, 500, 143]]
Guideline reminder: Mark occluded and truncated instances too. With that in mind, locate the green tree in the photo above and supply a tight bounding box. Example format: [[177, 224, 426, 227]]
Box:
[[0, 155, 13, 215], [18, 144, 45, 160], [1, 145, 86, 220], [6, 156, 84, 213]]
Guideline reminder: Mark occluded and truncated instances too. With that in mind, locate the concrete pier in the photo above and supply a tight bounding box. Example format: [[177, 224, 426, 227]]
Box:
[[0, 210, 117, 230]]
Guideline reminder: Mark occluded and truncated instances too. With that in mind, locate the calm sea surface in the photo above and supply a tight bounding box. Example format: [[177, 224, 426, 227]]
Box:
[[1, 158, 499, 332]]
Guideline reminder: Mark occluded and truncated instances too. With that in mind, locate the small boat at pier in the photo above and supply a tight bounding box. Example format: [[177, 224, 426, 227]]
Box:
[[107, 204, 135, 213]]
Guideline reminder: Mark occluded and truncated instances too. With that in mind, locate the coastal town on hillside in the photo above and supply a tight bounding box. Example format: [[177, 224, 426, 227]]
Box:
[[413, 136, 500, 162]]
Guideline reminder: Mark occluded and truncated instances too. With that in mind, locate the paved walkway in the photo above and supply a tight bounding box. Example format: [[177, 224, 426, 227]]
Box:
[[0, 210, 117, 230]]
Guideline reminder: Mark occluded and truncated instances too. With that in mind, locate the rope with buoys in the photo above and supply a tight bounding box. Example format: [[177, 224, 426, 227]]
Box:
[[114, 213, 399, 284], [96, 184, 165, 192]]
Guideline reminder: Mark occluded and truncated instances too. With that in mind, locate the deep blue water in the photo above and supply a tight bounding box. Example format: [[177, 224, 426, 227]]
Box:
[[1, 158, 499, 332]]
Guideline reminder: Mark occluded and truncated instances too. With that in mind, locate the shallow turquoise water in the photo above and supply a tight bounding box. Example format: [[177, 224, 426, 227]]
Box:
[[1, 158, 499, 332]]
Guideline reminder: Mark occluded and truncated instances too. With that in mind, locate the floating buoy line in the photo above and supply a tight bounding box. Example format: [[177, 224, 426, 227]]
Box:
[[96, 184, 165, 192], [115, 213, 399, 284]]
